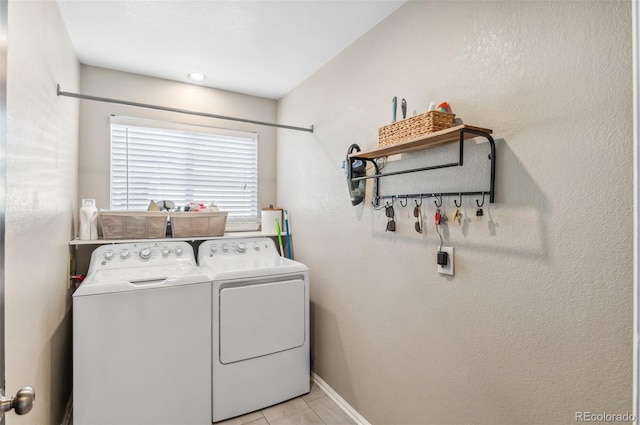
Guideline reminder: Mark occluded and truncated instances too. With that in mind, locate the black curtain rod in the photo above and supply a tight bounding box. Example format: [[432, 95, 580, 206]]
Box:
[[56, 85, 314, 133]]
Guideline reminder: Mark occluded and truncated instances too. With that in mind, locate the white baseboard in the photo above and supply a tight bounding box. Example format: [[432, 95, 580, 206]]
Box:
[[312, 372, 371, 425]]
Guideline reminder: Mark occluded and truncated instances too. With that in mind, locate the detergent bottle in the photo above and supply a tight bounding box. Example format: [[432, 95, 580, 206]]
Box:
[[79, 198, 98, 240]]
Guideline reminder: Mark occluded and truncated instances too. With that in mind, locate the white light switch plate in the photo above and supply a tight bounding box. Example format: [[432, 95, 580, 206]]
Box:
[[438, 246, 454, 276]]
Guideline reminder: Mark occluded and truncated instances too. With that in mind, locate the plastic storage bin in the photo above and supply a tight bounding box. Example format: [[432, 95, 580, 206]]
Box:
[[100, 211, 168, 239], [170, 212, 228, 238]]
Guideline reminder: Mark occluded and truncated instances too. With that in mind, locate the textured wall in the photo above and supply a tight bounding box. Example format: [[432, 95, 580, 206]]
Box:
[[277, 2, 633, 424], [6, 1, 79, 424], [78, 65, 278, 223]]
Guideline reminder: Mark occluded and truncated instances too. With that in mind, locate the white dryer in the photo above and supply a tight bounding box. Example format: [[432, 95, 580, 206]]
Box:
[[198, 237, 310, 422], [73, 242, 211, 425]]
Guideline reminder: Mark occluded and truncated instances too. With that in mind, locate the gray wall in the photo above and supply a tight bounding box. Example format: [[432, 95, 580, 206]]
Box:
[[78, 65, 278, 227], [6, 1, 79, 424], [278, 2, 633, 424]]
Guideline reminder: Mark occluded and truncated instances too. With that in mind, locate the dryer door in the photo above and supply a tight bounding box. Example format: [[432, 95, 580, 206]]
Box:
[[219, 279, 305, 364]]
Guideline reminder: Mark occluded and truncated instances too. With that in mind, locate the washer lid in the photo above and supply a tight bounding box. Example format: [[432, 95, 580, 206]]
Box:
[[73, 263, 210, 297]]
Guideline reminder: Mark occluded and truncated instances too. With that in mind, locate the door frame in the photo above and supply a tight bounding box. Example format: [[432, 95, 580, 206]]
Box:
[[633, 0, 639, 421], [0, 0, 7, 418]]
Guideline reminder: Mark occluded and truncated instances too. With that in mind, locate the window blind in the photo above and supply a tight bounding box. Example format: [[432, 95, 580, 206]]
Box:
[[110, 117, 258, 226]]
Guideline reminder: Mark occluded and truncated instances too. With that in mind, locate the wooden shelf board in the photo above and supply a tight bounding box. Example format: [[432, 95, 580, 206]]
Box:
[[350, 124, 493, 160]]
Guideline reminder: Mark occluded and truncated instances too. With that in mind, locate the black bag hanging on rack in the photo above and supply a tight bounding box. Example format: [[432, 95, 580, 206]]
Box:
[[346, 144, 366, 206]]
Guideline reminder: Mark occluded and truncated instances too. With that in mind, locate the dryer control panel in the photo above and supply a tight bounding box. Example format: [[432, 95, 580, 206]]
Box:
[[199, 237, 279, 261], [88, 241, 196, 273]]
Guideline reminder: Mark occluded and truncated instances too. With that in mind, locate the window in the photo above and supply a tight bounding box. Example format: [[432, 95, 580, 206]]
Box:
[[110, 117, 258, 228]]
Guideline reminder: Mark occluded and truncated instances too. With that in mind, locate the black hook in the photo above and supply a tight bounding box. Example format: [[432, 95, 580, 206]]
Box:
[[476, 192, 486, 208], [454, 193, 462, 208], [399, 196, 408, 207], [434, 194, 442, 208], [415, 197, 423, 207], [372, 196, 381, 208]]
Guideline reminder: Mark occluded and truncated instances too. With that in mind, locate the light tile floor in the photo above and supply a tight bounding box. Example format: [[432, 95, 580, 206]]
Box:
[[216, 382, 357, 425]]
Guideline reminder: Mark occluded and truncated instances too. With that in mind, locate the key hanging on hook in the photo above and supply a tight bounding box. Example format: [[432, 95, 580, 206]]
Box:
[[476, 192, 485, 217], [453, 208, 462, 223]]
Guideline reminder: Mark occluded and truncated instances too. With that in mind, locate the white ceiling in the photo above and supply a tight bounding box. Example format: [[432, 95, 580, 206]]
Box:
[[57, 0, 406, 99]]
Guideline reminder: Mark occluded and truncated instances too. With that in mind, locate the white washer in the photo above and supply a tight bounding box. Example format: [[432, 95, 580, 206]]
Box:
[[73, 241, 211, 425], [198, 237, 310, 422]]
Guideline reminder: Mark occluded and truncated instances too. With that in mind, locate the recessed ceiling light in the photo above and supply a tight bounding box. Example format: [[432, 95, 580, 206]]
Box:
[[187, 72, 207, 82]]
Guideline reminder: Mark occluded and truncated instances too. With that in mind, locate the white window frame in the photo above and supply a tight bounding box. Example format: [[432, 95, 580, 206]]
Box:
[[110, 116, 259, 230]]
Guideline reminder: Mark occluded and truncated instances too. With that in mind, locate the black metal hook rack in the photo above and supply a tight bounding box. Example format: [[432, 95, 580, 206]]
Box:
[[348, 125, 496, 208]]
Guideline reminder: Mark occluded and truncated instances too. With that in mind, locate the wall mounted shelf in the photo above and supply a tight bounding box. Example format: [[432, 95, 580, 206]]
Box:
[[348, 125, 496, 207], [69, 231, 284, 246]]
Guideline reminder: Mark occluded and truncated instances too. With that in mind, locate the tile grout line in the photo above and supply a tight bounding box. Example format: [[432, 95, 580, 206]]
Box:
[[305, 400, 327, 425]]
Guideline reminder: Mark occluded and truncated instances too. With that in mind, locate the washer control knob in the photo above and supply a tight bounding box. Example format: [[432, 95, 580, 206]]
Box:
[[236, 243, 246, 253], [120, 250, 130, 259], [139, 248, 152, 259], [253, 242, 260, 251], [104, 250, 114, 260], [210, 244, 217, 253], [161, 248, 171, 257], [222, 243, 229, 252], [175, 247, 184, 256]]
